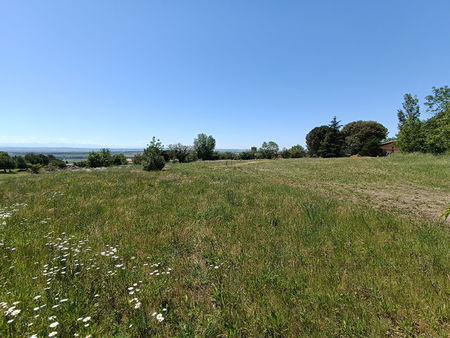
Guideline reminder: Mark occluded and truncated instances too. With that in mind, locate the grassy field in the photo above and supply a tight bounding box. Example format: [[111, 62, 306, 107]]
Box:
[[0, 154, 449, 337]]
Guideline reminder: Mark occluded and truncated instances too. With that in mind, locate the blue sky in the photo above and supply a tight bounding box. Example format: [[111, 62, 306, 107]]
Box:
[[1, 0, 449, 149]]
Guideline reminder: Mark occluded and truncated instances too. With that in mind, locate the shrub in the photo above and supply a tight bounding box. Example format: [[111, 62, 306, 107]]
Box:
[[49, 159, 67, 169], [142, 137, 165, 171], [216, 152, 236, 160], [238, 151, 256, 160], [132, 154, 144, 165], [112, 154, 127, 165], [29, 164, 41, 174], [74, 160, 88, 167]]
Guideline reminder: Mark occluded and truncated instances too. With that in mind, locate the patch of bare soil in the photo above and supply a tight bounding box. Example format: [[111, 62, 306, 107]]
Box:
[[320, 182, 449, 222]]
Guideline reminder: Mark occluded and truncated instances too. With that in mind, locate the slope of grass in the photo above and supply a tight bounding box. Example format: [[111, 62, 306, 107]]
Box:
[[0, 154, 449, 336]]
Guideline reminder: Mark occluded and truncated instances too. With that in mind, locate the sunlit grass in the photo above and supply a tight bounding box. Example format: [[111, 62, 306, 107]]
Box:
[[0, 155, 449, 336]]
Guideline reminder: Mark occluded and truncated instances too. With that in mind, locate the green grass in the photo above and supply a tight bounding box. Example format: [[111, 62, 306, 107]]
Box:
[[0, 154, 449, 336]]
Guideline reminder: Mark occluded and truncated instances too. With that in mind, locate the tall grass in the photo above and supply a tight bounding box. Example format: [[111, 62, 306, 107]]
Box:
[[0, 155, 448, 336]]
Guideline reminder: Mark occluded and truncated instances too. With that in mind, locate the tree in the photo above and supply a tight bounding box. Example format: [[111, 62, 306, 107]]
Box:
[[193, 133, 216, 160], [259, 141, 279, 159], [341, 121, 388, 156], [132, 154, 144, 165], [167, 143, 191, 163], [142, 137, 165, 171], [396, 94, 425, 152], [318, 117, 344, 157], [100, 149, 112, 167], [0, 152, 16, 172], [87, 151, 103, 168], [112, 154, 127, 165], [425, 86, 450, 115], [423, 86, 450, 153], [289, 144, 306, 158], [25, 153, 47, 165], [14, 156, 27, 170], [306, 125, 331, 156], [280, 148, 291, 158]]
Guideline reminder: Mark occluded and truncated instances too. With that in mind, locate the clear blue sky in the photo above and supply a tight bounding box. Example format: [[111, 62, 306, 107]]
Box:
[[1, 0, 449, 149]]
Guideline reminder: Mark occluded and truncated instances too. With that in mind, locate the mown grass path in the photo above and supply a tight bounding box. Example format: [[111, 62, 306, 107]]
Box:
[[0, 154, 449, 336]]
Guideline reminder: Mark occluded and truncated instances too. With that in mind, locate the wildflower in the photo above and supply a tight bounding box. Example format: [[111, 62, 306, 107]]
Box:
[[50, 322, 59, 328], [49, 332, 57, 337], [151, 312, 157, 316], [33, 295, 41, 300], [7, 319, 14, 323], [134, 302, 141, 309], [83, 316, 91, 322], [11, 309, 21, 316], [30, 335, 38, 338], [156, 313, 164, 322]]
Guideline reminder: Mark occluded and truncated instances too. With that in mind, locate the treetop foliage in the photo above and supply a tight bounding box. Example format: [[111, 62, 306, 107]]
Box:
[[193, 133, 216, 160]]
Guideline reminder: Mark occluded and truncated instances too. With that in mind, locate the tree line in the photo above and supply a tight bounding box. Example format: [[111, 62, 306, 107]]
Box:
[[131, 134, 308, 171], [1, 85, 447, 173], [0, 152, 67, 173]]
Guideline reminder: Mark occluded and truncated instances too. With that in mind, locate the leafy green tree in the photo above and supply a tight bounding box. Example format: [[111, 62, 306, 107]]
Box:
[[0, 152, 16, 172], [289, 144, 306, 158], [142, 137, 165, 171], [259, 141, 279, 159], [193, 133, 216, 160], [341, 121, 388, 156], [306, 125, 331, 156], [100, 149, 113, 167], [112, 154, 127, 165], [396, 94, 425, 152], [280, 148, 291, 158], [24, 153, 49, 165], [425, 86, 450, 115], [87, 152, 103, 168], [14, 156, 27, 170], [50, 159, 67, 169], [423, 86, 450, 153], [132, 154, 144, 165], [167, 143, 191, 163]]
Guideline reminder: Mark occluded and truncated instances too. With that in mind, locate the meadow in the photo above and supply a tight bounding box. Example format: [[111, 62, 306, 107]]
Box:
[[0, 154, 448, 337]]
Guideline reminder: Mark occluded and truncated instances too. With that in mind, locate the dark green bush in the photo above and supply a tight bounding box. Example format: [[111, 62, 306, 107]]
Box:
[[142, 137, 165, 171]]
